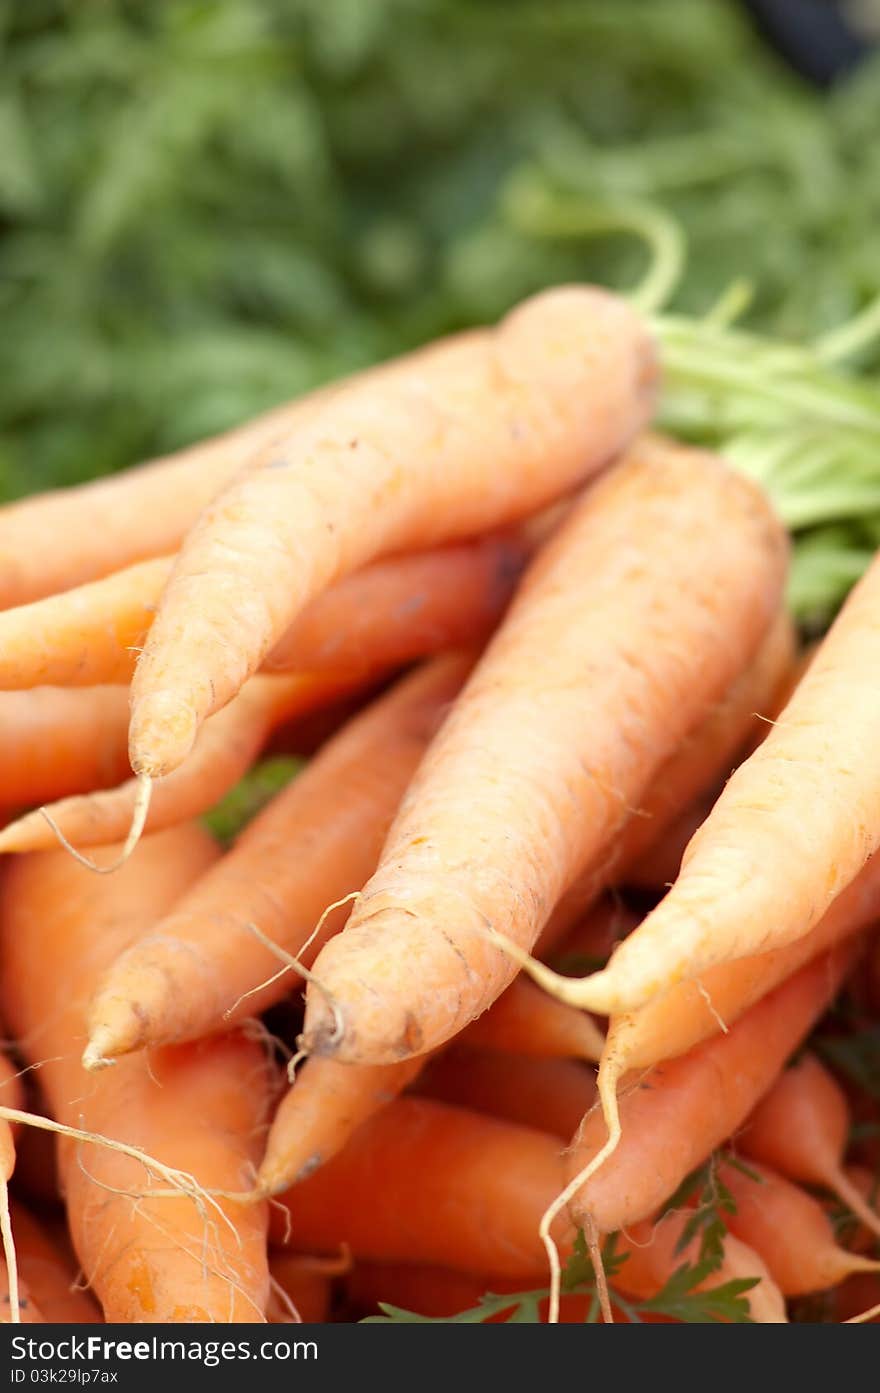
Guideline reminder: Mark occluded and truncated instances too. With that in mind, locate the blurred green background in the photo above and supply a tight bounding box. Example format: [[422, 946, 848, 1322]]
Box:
[[3, 0, 880, 502]]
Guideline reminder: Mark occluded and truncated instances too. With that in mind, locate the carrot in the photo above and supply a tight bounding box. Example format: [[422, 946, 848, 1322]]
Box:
[[0, 670, 365, 854], [128, 286, 657, 781], [417, 1049, 598, 1141], [271, 1097, 569, 1280], [833, 1166, 880, 1255], [263, 536, 526, 673], [343, 1262, 503, 1321], [460, 975, 604, 1061], [258, 1057, 426, 1197], [739, 1052, 880, 1243], [0, 824, 272, 1323], [9, 1203, 101, 1323], [258, 1010, 598, 1199], [562, 945, 855, 1249], [716, 1158, 879, 1296], [0, 687, 130, 810], [268, 1255, 335, 1324], [83, 655, 471, 1064], [0, 534, 525, 693], [556, 547, 880, 1017], [301, 435, 787, 1066], [612, 1209, 787, 1323], [0, 377, 363, 607], [542, 608, 795, 937], [0, 1269, 43, 1324], [596, 847, 880, 1118]]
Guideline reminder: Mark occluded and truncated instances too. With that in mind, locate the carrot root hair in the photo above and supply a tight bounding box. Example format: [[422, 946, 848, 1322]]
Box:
[[240, 921, 345, 1053], [539, 1093, 623, 1324], [0, 1177, 19, 1324], [485, 925, 590, 1008], [38, 774, 152, 876], [0, 1105, 234, 1239], [828, 1165, 880, 1245]]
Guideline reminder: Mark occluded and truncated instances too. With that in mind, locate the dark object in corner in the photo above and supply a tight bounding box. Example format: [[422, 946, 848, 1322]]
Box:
[[740, 0, 873, 86]]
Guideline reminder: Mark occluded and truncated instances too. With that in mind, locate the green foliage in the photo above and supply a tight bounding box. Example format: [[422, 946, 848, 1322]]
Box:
[[5, 0, 880, 615], [202, 754, 304, 846], [364, 1217, 757, 1324]]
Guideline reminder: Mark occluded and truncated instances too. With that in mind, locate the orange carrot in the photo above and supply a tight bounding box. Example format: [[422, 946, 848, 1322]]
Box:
[[0, 687, 130, 810], [268, 1255, 334, 1324], [129, 286, 657, 780], [264, 536, 526, 673], [0, 1269, 43, 1323], [717, 1159, 879, 1296], [543, 609, 794, 935], [417, 1049, 598, 1141], [83, 657, 470, 1067], [272, 1097, 569, 1280], [460, 975, 604, 1061], [559, 547, 880, 1017], [564, 945, 855, 1240], [0, 534, 525, 692], [10, 1203, 101, 1323], [302, 435, 787, 1066], [0, 825, 272, 1323], [739, 1052, 880, 1243], [0, 378, 362, 607], [343, 1263, 503, 1321], [596, 848, 880, 1119], [258, 1057, 426, 1196], [0, 670, 365, 854], [612, 1209, 787, 1323]]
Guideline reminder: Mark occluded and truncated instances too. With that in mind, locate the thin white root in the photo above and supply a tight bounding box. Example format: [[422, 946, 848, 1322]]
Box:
[[585, 1213, 613, 1324], [0, 1177, 19, 1323], [846, 1300, 880, 1324], [486, 925, 594, 1008], [242, 922, 344, 1050], [222, 892, 359, 1023], [0, 1105, 235, 1240], [828, 1165, 880, 1245], [539, 1077, 622, 1324], [38, 774, 152, 875]]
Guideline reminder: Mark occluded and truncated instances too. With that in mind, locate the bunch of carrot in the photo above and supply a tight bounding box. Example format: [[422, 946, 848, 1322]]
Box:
[[0, 282, 878, 1326]]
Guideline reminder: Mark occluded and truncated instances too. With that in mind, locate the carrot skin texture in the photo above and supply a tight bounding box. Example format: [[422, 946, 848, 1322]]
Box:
[[460, 974, 604, 1061], [737, 1052, 880, 1241], [0, 687, 130, 809], [129, 286, 658, 778], [716, 1160, 878, 1296], [417, 1049, 598, 1141], [85, 655, 471, 1061], [577, 547, 880, 1015], [268, 1256, 332, 1324], [601, 846, 880, 1088], [0, 535, 525, 693], [0, 825, 272, 1323], [258, 1056, 426, 1196], [568, 944, 855, 1235], [0, 378, 360, 607], [271, 1097, 569, 1279], [303, 435, 788, 1065], [9, 1203, 102, 1323], [544, 608, 795, 935], [0, 670, 362, 853]]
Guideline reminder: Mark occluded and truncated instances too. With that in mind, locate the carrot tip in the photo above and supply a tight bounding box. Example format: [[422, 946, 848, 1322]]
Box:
[[81, 1039, 116, 1073]]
